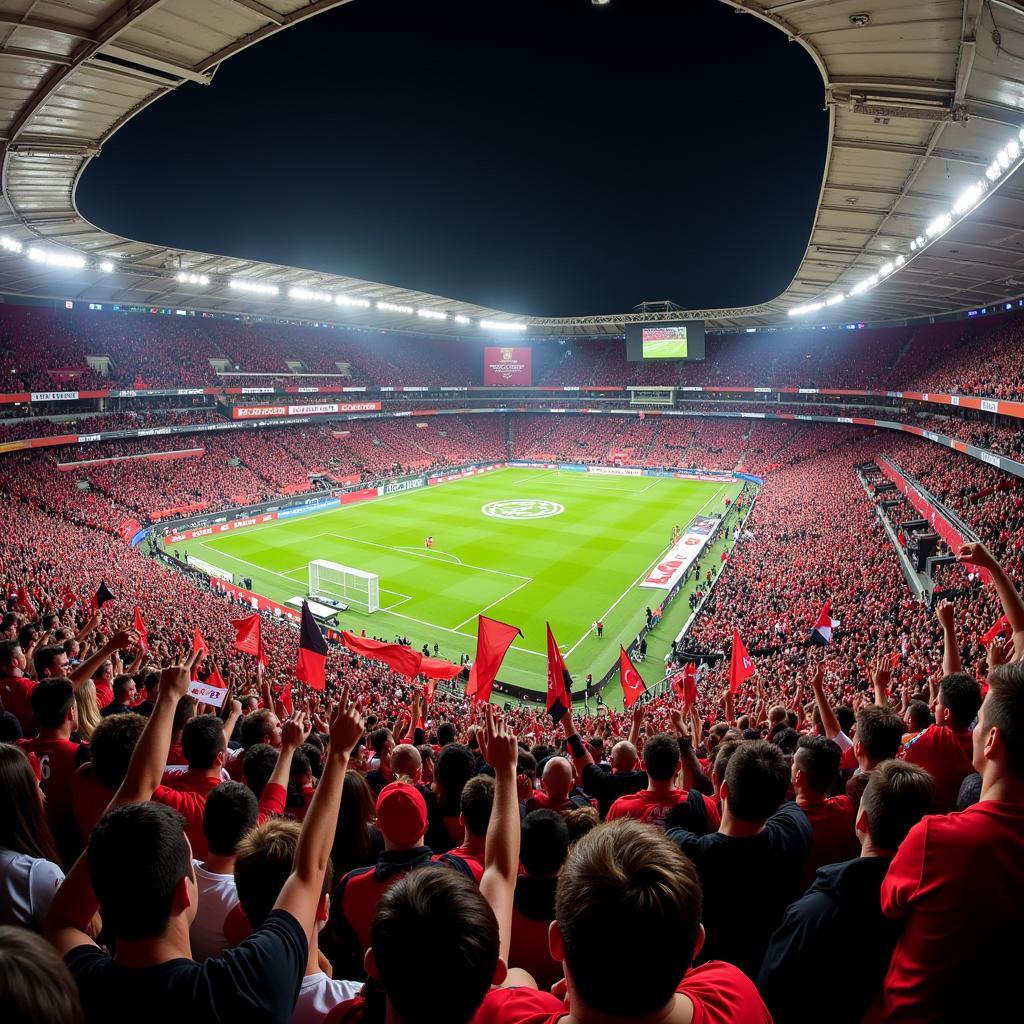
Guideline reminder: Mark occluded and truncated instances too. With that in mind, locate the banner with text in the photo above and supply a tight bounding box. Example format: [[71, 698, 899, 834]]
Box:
[[639, 514, 721, 590], [232, 401, 381, 420], [484, 346, 532, 386]]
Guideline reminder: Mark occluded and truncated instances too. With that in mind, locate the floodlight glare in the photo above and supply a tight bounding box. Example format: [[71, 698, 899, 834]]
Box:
[[28, 247, 85, 269]]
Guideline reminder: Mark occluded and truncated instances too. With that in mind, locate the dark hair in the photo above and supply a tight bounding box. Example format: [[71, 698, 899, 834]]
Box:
[[203, 782, 258, 856], [172, 695, 195, 734], [88, 802, 191, 940], [795, 735, 841, 793], [181, 715, 226, 770], [299, 741, 323, 780], [939, 673, 983, 729], [557, 820, 701, 1016], [712, 738, 743, 780], [89, 713, 146, 789], [372, 869, 498, 1024], [331, 770, 380, 879], [241, 709, 277, 748], [369, 728, 393, 756], [985, 662, 1024, 774], [243, 743, 279, 798], [32, 645, 66, 677], [112, 674, 135, 702], [516, 749, 537, 780], [521, 810, 570, 876], [562, 805, 599, 844], [860, 760, 933, 850], [435, 743, 475, 816], [235, 818, 330, 929], [771, 727, 800, 755], [724, 740, 789, 822], [905, 699, 933, 732], [0, 745, 60, 864], [460, 775, 494, 838], [643, 733, 681, 782], [0, 711, 22, 743], [0, 926, 83, 1024], [286, 747, 312, 810], [140, 668, 161, 696], [855, 704, 905, 761], [30, 677, 75, 730], [836, 705, 856, 736], [0, 639, 22, 672], [436, 721, 457, 746]]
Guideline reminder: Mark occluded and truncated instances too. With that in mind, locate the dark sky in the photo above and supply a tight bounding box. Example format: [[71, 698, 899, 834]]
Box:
[[77, 0, 826, 318]]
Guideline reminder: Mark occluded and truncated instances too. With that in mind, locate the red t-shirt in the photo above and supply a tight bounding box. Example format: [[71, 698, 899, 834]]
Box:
[[16, 736, 82, 847], [93, 680, 114, 710], [525, 792, 573, 814], [796, 794, 858, 893], [70, 762, 115, 839], [880, 801, 1024, 1022], [607, 788, 687, 829], [1, 675, 35, 733], [472, 960, 771, 1023], [899, 725, 973, 813], [152, 772, 222, 859]]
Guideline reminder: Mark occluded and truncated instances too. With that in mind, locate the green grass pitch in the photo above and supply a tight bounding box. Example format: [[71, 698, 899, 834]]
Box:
[[643, 337, 689, 359], [177, 468, 740, 698]]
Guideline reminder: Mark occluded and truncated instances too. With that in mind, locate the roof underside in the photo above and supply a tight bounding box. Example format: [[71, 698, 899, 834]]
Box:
[[0, 0, 1022, 336]]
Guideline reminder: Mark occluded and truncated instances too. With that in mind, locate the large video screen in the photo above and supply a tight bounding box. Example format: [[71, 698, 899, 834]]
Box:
[[642, 325, 688, 358], [626, 320, 705, 362], [483, 345, 532, 386]]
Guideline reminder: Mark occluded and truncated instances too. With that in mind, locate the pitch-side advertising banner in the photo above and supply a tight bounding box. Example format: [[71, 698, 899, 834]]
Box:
[[483, 346, 532, 386], [232, 401, 381, 419], [639, 515, 721, 590]]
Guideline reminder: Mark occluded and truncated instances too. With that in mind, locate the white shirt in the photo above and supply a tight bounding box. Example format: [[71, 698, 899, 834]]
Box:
[[0, 847, 64, 931], [189, 860, 239, 961], [293, 972, 361, 1024]]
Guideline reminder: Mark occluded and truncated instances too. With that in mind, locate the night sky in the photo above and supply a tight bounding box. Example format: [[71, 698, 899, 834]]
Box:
[[77, 0, 827, 318]]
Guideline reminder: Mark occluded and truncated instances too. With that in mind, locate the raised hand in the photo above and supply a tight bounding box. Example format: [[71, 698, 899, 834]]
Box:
[[281, 711, 309, 751], [329, 685, 365, 758], [957, 542, 998, 572], [988, 637, 1010, 668], [158, 662, 190, 703], [936, 599, 956, 630], [479, 703, 517, 776]]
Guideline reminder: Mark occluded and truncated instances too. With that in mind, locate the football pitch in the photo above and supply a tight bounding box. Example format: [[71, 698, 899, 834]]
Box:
[[177, 468, 740, 698]]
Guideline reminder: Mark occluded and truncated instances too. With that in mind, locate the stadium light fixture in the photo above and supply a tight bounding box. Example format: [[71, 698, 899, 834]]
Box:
[[335, 294, 371, 308], [177, 271, 209, 286], [377, 301, 414, 314], [454, 314, 471, 325], [99, 260, 114, 273], [480, 319, 528, 331], [0, 236, 23, 254], [230, 278, 279, 296], [27, 247, 85, 269], [289, 286, 333, 303], [417, 308, 449, 321]]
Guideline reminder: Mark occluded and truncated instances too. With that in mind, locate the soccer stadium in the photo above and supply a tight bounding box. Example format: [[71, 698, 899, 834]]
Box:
[[0, 2, 1022, 1022]]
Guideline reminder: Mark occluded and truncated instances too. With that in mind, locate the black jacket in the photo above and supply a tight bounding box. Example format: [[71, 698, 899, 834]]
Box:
[[756, 855, 898, 1024]]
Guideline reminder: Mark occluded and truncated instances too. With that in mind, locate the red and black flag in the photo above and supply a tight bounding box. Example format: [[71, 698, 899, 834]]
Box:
[[90, 581, 115, 614], [619, 646, 647, 709], [465, 615, 522, 703], [545, 623, 572, 724], [296, 601, 328, 691]]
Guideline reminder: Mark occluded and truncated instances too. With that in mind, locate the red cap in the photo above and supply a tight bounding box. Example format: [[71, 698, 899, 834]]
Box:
[[376, 782, 428, 847]]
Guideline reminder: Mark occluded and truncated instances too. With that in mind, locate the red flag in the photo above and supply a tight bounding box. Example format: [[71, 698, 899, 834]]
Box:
[[296, 602, 328, 691], [890, 652, 901, 670], [465, 615, 522, 703], [133, 607, 149, 651], [619, 646, 647, 709], [60, 585, 78, 610], [207, 665, 226, 690], [16, 585, 35, 616], [191, 628, 210, 680], [231, 614, 267, 666], [980, 614, 1010, 646], [545, 623, 572, 724], [673, 662, 698, 706], [420, 657, 463, 680], [342, 631, 423, 678], [277, 684, 293, 718], [729, 629, 756, 695], [424, 679, 438, 702]]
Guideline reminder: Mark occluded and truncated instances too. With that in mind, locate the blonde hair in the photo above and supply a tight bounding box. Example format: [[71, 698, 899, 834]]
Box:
[[74, 679, 102, 740]]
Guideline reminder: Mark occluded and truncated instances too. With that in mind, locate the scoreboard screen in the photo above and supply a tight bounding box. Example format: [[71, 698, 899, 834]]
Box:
[[626, 320, 705, 361]]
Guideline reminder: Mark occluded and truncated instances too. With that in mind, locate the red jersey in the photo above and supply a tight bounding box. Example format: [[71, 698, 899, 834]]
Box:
[[472, 960, 771, 1023], [71, 762, 115, 840], [0, 675, 35, 733], [434, 840, 485, 883], [525, 792, 573, 813], [152, 772, 222, 860], [899, 725, 973, 812], [880, 801, 1024, 1023], [16, 736, 83, 850], [796, 794, 858, 893], [607, 788, 687, 829], [93, 680, 113, 709]]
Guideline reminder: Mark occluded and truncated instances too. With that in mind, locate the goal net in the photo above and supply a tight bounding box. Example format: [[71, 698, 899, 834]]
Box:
[[308, 559, 379, 613]]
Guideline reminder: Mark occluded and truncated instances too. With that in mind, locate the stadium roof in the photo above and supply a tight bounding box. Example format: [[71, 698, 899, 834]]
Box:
[[0, 1, 1023, 336]]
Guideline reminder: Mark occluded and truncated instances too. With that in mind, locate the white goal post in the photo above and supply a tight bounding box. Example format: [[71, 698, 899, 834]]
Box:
[[308, 559, 380, 613]]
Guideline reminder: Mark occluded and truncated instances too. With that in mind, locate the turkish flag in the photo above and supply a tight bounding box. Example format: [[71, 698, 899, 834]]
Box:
[[729, 629, 756, 695], [342, 631, 423, 678], [619, 647, 647, 709], [133, 607, 149, 651], [465, 615, 522, 703], [673, 662, 698, 706]]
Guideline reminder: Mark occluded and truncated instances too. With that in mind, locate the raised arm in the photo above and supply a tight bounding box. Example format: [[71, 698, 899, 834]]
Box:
[[809, 661, 842, 739], [670, 709, 712, 795], [273, 687, 363, 940], [868, 658, 892, 708], [45, 661, 191, 953], [627, 704, 645, 748], [69, 628, 139, 691], [477, 704, 521, 962], [935, 600, 962, 676], [958, 542, 1024, 659]]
